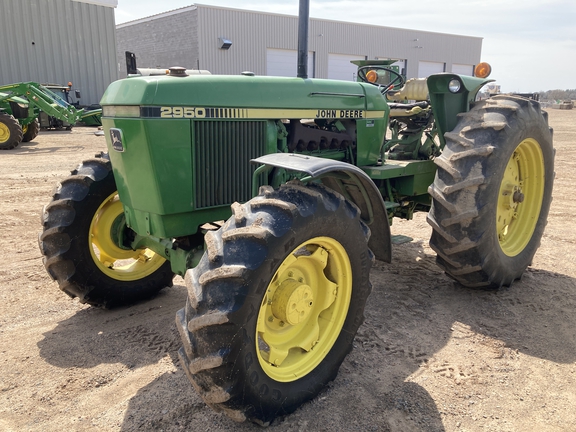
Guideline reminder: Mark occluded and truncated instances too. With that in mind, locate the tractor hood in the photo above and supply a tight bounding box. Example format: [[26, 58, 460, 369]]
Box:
[[100, 73, 390, 239], [100, 74, 388, 113]]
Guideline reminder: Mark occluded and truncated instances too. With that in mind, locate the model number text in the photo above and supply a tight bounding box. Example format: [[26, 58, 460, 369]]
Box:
[[160, 107, 206, 118]]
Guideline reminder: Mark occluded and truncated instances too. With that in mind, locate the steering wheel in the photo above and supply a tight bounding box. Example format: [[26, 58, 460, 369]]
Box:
[[357, 66, 405, 95]]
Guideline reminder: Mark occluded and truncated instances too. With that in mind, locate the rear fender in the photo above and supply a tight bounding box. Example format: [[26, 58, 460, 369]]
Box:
[[252, 153, 392, 263]]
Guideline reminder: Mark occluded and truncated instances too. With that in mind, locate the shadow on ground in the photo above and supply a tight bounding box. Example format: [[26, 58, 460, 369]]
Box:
[[36, 239, 576, 431]]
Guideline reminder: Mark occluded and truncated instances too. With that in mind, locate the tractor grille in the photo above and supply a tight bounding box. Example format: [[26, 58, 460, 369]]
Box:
[[193, 120, 268, 209]]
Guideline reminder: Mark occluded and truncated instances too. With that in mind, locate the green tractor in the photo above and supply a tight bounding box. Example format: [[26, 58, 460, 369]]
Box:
[[0, 81, 101, 150], [39, 2, 553, 426]]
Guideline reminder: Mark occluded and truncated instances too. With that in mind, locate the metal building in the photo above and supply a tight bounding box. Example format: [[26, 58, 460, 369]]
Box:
[[116, 4, 482, 81], [0, 0, 118, 105]]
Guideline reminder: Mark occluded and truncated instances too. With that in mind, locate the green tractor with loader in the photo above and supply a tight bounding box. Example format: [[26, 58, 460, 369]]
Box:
[[0, 81, 101, 150], [38, 1, 553, 425]]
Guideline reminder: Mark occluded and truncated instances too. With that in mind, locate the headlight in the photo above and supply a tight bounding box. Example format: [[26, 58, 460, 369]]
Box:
[[102, 105, 140, 118], [448, 79, 461, 93]]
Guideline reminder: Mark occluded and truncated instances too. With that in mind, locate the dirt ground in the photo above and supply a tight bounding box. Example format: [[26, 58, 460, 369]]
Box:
[[0, 108, 575, 432]]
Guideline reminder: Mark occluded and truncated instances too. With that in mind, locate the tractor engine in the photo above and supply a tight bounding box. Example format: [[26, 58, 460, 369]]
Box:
[[286, 118, 356, 153]]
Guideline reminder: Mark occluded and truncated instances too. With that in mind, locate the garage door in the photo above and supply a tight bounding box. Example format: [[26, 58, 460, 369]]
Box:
[[418, 61, 445, 78], [328, 53, 366, 81], [452, 63, 474, 76], [267, 49, 315, 77]]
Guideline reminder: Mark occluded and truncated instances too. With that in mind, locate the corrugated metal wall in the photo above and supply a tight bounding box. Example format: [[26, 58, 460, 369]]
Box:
[[0, 0, 118, 105], [197, 7, 299, 75], [195, 5, 482, 79]]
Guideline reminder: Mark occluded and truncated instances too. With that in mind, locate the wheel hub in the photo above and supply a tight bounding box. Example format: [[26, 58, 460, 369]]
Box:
[[89, 191, 166, 281], [0, 123, 10, 143], [256, 237, 352, 382], [497, 139, 545, 256], [501, 182, 522, 210], [271, 279, 314, 325]]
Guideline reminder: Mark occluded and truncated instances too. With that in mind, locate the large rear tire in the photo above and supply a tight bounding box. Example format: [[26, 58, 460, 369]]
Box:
[[0, 112, 23, 150], [427, 95, 554, 288], [22, 118, 40, 142], [39, 156, 174, 307], [176, 182, 373, 425]]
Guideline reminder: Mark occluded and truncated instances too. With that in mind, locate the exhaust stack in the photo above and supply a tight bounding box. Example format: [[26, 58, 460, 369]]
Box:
[[297, 0, 310, 79]]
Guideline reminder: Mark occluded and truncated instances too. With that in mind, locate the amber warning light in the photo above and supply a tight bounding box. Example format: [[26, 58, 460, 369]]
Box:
[[474, 62, 492, 78], [366, 70, 378, 83]]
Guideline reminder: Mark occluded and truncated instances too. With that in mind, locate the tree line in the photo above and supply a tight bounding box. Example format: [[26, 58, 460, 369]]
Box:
[[539, 89, 576, 101]]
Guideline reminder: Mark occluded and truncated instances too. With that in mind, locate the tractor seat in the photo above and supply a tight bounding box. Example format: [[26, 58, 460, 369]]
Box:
[[387, 78, 429, 117], [387, 78, 428, 102]]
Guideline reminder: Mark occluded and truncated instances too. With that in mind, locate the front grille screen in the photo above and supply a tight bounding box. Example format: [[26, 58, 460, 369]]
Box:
[[194, 120, 268, 209]]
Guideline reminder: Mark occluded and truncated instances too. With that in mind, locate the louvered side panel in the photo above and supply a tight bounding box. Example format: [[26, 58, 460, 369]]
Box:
[[194, 121, 268, 209]]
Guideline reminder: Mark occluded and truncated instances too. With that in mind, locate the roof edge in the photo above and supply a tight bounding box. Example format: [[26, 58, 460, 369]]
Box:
[[73, 0, 117, 7], [117, 5, 197, 28]]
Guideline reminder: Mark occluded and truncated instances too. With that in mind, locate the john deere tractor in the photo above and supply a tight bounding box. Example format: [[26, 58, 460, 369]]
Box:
[[39, 1, 553, 425], [0, 82, 101, 150]]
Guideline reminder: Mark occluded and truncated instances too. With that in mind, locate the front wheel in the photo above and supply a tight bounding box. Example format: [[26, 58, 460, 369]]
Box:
[[39, 156, 174, 307], [176, 182, 373, 425], [427, 95, 554, 288], [22, 118, 40, 142]]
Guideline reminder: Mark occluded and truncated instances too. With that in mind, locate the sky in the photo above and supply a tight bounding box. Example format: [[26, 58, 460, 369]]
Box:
[[114, 0, 575, 93]]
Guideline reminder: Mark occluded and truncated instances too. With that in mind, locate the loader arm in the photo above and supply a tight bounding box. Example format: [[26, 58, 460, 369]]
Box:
[[0, 82, 84, 124]]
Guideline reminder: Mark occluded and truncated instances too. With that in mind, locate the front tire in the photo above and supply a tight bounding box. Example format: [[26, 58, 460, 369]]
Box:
[[0, 113, 23, 150], [39, 156, 174, 307], [22, 118, 40, 142], [176, 182, 373, 425], [427, 95, 554, 288]]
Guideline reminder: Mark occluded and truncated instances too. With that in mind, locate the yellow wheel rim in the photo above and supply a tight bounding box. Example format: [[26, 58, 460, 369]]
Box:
[[0, 122, 10, 143], [497, 138, 545, 256], [89, 191, 166, 280], [256, 237, 352, 382], [22, 124, 28, 134]]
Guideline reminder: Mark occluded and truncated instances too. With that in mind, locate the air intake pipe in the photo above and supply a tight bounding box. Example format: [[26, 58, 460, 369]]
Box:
[[297, 0, 310, 79]]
